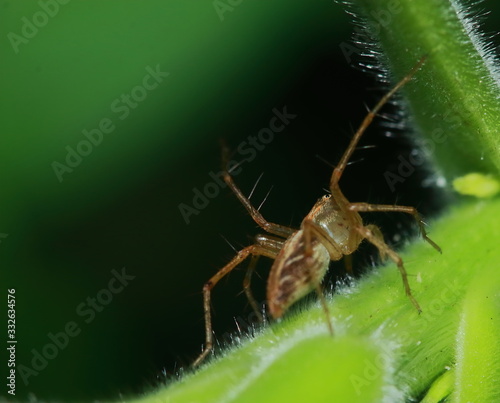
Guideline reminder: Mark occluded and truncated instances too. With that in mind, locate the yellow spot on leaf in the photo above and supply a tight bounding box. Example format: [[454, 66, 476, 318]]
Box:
[[452, 173, 500, 198]]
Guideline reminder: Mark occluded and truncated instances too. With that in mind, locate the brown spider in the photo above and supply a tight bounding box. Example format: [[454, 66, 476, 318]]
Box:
[[193, 56, 441, 367]]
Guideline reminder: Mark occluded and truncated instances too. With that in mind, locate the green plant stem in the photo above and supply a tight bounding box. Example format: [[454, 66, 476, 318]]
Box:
[[349, 0, 500, 179]]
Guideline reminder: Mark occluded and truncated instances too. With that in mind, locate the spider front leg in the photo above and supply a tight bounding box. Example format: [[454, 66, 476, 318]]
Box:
[[348, 203, 442, 253], [221, 143, 296, 239], [193, 243, 279, 368], [355, 225, 422, 313]]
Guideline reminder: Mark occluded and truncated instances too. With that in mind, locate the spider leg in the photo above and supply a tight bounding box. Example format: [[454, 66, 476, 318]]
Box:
[[348, 202, 441, 253], [193, 243, 279, 367], [355, 225, 422, 313]]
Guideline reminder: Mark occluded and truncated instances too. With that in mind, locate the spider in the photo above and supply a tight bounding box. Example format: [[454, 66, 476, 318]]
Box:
[[193, 56, 441, 367]]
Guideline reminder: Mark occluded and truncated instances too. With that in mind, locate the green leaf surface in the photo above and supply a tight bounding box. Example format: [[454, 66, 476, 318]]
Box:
[[421, 369, 454, 403], [137, 199, 500, 402], [454, 259, 500, 402]]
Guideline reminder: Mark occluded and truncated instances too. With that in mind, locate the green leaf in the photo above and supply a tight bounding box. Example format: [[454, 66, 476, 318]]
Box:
[[454, 258, 500, 402], [137, 199, 500, 402], [421, 369, 454, 403]]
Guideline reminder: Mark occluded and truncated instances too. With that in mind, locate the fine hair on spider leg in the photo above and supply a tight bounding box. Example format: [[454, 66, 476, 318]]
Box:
[[192, 56, 441, 367]]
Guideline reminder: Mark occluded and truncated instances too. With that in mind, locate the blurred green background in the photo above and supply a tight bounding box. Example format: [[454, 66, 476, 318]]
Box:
[[0, 1, 499, 400]]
